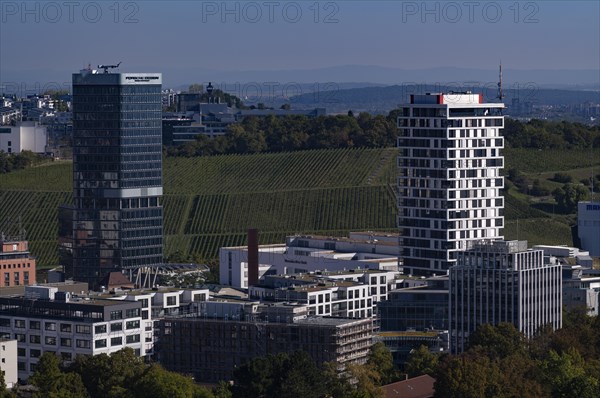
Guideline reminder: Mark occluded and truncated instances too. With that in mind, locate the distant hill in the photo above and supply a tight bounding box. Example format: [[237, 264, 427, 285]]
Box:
[[288, 84, 600, 113]]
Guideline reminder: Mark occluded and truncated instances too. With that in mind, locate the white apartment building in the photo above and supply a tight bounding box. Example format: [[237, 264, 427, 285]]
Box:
[[220, 232, 400, 289], [98, 287, 210, 357], [397, 93, 505, 275], [449, 240, 562, 353], [0, 286, 144, 381], [0, 121, 47, 153], [249, 277, 374, 319]]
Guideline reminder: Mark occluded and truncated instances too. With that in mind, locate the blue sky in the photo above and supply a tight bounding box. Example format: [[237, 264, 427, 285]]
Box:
[[1, 1, 599, 85]]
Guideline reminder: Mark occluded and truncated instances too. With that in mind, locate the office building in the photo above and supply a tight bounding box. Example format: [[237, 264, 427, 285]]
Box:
[[397, 93, 505, 274], [0, 237, 36, 287], [71, 68, 164, 288], [449, 240, 562, 353]]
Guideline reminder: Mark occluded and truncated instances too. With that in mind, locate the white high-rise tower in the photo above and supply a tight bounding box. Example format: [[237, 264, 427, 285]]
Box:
[[397, 92, 505, 275]]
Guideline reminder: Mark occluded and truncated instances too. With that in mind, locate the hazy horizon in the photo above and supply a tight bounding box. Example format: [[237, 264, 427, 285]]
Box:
[[1, 1, 598, 89]]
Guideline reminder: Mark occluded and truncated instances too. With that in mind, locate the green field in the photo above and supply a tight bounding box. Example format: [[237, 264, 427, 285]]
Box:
[[0, 147, 592, 269]]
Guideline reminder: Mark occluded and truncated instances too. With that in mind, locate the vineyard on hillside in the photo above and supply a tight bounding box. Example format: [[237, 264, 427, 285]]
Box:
[[0, 148, 398, 268], [0, 147, 592, 270]]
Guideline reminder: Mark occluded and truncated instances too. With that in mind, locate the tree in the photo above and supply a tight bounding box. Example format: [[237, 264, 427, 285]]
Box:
[[29, 352, 88, 398], [553, 183, 590, 213], [467, 323, 527, 360], [434, 350, 504, 398], [542, 349, 600, 398], [133, 364, 213, 398], [68, 348, 145, 398], [367, 342, 398, 384], [405, 345, 439, 378]]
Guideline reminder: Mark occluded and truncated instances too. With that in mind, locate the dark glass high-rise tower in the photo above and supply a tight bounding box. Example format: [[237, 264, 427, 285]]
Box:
[[72, 70, 163, 288]]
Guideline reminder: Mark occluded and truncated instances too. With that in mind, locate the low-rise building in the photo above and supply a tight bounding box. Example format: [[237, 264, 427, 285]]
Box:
[[378, 276, 449, 332], [0, 121, 47, 153], [249, 275, 375, 318], [157, 301, 373, 383], [578, 202, 600, 256], [0, 286, 145, 381], [0, 237, 36, 288], [0, 338, 18, 388], [220, 232, 400, 289], [562, 265, 600, 316]]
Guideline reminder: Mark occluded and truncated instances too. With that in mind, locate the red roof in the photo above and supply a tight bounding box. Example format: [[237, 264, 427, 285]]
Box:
[[381, 375, 435, 398]]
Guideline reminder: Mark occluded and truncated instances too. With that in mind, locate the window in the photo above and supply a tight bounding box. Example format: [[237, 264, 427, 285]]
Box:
[[126, 308, 140, 318], [18, 348, 25, 357], [95, 324, 107, 334], [142, 310, 149, 320], [61, 352, 72, 361], [45, 336, 57, 345], [14, 319, 25, 328], [0, 318, 8, 327], [30, 349, 41, 358], [95, 339, 107, 349], [110, 310, 122, 320], [111, 337, 122, 346], [60, 338, 72, 347], [60, 324, 72, 333], [76, 325, 91, 334], [18, 362, 26, 371], [126, 334, 140, 344], [111, 322, 123, 332], [166, 296, 176, 306], [126, 320, 139, 330], [45, 322, 56, 331], [76, 339, 91, 349], [30, 335, 41, 344], [140, 299, 149, 308], [15, 334, 25, 342], [29, 320, 41, 330]]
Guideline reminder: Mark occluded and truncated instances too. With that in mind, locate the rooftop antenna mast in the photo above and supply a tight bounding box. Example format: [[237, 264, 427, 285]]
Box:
[[97, 61, 122, 74], [496, 62, 505, 102]]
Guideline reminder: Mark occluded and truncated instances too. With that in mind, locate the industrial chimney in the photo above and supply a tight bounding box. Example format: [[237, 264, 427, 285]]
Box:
[[247, 228, 259, 287]]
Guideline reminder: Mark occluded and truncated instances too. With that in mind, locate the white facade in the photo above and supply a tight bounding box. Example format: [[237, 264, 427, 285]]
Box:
[[449, 240, 562, 353], [250, 279, 374, 319], [397, 93, 505, 274], [220, 233, 400, 289], [578, 202, 600, 256], [0, 287, 145, 381], [0, 339, 18, 388], [101, 288, 209, 356], [0, 121, 47, 153]]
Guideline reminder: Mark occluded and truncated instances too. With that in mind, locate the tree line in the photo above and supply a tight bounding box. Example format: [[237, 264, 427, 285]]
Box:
[[165, 111, 401, 157], [0, 151, 46, 174], [2, 343, 400, 398], [167, 114, 600, 157], [405, 309, 600, 398]]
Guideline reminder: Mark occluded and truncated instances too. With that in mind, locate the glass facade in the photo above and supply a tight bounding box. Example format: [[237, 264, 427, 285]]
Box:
[[72, 72, 163, 287]]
